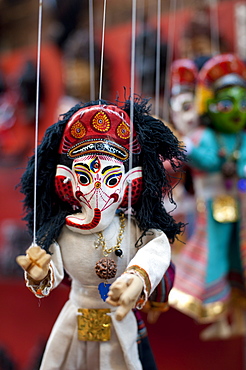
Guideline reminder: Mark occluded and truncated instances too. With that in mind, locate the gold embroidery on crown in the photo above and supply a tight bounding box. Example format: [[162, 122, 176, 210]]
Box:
[[70, 121, 87, 139], [117, 121, 130, 139], [92, 111, 111, 132]]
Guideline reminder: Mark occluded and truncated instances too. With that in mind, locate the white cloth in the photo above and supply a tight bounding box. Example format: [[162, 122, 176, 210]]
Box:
[[26, 215, 171, 370]]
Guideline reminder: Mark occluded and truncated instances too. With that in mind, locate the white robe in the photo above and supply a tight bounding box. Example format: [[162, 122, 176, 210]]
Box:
[[26, 215, 171, 370]]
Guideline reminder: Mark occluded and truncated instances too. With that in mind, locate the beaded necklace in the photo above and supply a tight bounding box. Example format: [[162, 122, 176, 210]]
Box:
[[94, 212, 125, 301]]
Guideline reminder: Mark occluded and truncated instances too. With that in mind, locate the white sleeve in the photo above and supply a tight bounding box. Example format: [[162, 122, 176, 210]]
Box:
[[125, 229, 171, 308]]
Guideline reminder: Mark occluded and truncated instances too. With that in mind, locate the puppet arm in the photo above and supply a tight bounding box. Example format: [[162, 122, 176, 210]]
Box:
[[16, 242, 64, 298], [107, 229, 170, 321], [184, 128, 222, 172]]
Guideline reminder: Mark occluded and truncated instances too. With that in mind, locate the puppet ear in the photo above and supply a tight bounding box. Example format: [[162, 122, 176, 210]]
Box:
[[54, 172, 81, 208], [119, 177, 143, 208]]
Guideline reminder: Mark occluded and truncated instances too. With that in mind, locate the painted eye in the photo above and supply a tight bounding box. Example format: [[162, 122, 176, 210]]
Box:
[[216, 100, 233, 113], [105, 173, 122, 188], [240, 99, 246, 112], [182, 101, 192, 112], [75, 171, 92, 186], [208, 103, 218, 113]]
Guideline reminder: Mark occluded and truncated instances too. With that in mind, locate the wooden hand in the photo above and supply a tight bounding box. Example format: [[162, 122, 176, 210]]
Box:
[[16, 245, 51, 282], [106, 274, 143, 321]]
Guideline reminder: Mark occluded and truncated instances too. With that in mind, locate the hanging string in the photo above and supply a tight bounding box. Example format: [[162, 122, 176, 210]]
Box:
[[209, 0, 220, 55], [129, 0, 137, 183], [162, 0, 177, 121], [135, 0, 146, 95], [126, 0, 137, 265], [154, 0, 161, 117], [98, 0, 107, 103], [33, 0, 43, 246], [89, 0, 95, 101]]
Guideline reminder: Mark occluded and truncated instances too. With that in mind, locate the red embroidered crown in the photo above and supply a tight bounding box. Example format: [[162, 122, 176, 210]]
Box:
[[59, 104, 141, 163], [198, 53, 246, 90]]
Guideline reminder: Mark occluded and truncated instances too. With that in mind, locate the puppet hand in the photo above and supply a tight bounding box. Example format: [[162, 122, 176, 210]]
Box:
[[106, 274, 143, 321], [16, 245, 51, 282], [141, 301, 162, 324], [147, 310, 162, 324]]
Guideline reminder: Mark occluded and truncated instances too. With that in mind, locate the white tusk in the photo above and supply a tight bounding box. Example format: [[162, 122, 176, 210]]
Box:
[[63, 177, 71, 184]]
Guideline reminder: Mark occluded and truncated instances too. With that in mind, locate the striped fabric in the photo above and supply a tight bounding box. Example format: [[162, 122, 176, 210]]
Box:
[[149, 261, 175, 303], [134, 309, 148, 343], [174, 209, 209, 301]]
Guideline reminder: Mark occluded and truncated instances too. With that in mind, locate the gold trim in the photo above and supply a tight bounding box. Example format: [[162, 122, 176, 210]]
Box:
[[77, 308, 111, 341], [125, 265, 151, 296], [169, 288, 228, 323]]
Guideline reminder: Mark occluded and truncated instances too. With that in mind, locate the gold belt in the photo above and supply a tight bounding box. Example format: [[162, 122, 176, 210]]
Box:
[[77, 308, 111, 341]]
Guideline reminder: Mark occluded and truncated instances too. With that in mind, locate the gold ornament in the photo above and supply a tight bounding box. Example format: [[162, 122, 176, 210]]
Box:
[[77, 308, 111, 341], [212, 195, 239, 223]]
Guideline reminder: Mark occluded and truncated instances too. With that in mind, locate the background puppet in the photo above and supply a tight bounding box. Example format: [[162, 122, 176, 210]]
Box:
[[168, 59, 199, 249], [16, 99, 185, 370], [169, 54, 246, 340]]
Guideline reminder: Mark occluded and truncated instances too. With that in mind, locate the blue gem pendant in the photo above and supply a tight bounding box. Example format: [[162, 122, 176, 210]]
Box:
[[98, 282, 111, 301]]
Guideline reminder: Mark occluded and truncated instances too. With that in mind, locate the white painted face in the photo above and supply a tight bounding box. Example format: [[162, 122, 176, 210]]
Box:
[[170, 92, 199, 135], [55, 154, 142, 234], [73, 154, 123, 209]]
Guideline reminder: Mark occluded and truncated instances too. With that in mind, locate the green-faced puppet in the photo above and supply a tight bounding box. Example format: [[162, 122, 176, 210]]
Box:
[[198, 54, 246, 133]]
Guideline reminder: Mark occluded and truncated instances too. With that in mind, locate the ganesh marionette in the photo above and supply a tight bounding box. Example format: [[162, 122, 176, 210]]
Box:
[[169, 54, 246, 340], [16, 99, 185, 369]]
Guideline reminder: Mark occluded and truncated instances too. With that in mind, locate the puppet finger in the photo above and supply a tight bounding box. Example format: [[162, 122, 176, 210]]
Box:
[[38, 253, 51, 268], [16, 255, 32, 271], [107, 279, 129, 301], [106, 275, 133, 306], [27, 263, 49, 282], [114, 303, 133, 321], [119, 275, 143, 307], [27, 245, 46, 261], [105, 296, 120, 307]]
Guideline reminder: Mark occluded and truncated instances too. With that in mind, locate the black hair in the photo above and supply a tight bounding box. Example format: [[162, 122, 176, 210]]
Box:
[[122, 98, 186, 243]]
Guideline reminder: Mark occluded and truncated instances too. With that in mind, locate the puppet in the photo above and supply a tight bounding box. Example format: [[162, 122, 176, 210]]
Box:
[[169, 58, 199, 136], [17, 99, 185, 369], [169, 54, 246, 340], [167, 59, 199, 248]]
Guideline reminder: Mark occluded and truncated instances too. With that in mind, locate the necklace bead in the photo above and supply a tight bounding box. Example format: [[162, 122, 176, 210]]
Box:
[[95, 257, 117, 280], [115, 248, 123, 257]]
